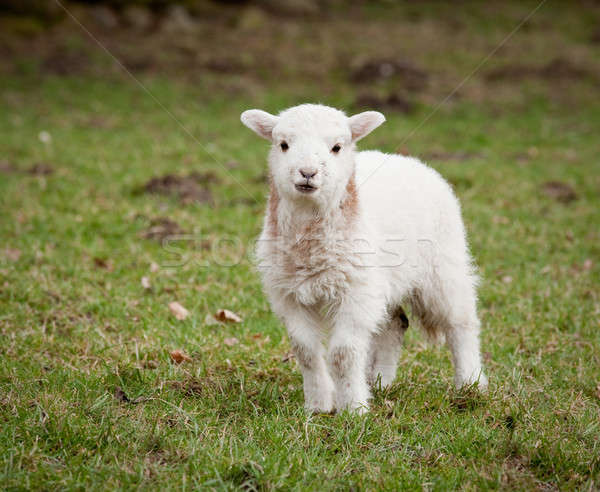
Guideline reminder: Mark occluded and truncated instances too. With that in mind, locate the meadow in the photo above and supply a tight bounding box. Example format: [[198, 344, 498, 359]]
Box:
[[1, 1, 599, 489]]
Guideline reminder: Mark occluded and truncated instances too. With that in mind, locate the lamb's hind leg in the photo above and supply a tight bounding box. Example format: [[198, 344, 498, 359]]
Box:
[[412, 268, 487, 390], [367, 306, 409, 388]]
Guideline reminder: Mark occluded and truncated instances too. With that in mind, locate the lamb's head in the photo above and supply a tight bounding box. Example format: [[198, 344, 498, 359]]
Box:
[[241, 104, 385, 210]]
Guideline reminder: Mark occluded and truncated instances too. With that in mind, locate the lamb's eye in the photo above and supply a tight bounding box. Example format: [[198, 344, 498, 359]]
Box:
[[280, 141, 289, 151], [331, 144, 341, 153]]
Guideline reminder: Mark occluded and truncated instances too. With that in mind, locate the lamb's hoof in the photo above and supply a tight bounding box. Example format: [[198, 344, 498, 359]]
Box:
[[368, 373, 396, 390], [336, 400, 370, 415], [455, 373, 488, 392], [304, 397, 334, 415]]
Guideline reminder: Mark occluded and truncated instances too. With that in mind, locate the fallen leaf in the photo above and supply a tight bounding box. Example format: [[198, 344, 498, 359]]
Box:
[[223, 337, 239, 347], [169, 301, 189, 320], [502, 275, 513, 284], [214, 309, 242, 323], [204, 314, 219, 325], [170, 349, 192, 364], [141, 276, 151, 289], [583, 259, 593, 271], [140, 217, 185, 241], [93, 257, 114, 271], [150, 261, 160, 272]]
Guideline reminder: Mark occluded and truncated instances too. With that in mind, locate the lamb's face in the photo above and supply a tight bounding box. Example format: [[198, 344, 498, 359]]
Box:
[[241, 104, 385, 210], [268, 107, 353, 207]]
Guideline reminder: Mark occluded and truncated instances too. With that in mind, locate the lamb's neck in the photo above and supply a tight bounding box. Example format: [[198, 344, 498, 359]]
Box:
[[267, 175, 359, 240]]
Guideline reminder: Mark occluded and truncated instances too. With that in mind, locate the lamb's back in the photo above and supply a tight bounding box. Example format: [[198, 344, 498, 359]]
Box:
[[355, 150, 464, 242]]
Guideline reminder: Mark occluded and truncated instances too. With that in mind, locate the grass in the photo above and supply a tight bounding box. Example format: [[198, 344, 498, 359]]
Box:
[[1, 1, 600, 489]]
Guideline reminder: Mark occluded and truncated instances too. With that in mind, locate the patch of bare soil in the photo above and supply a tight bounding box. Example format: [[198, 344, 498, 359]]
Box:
[[541, 181, 577, 203], [350, 58, 429, 91], [140, 217, 185, 241], [355, 93, 415, 114], [485, 57, 596, 83], [42, 47, 89, 76], [27, 162, 54, 175], [140, 172, 218, 205], [0, 161, 54, 175], [203, 57, 246, 74]]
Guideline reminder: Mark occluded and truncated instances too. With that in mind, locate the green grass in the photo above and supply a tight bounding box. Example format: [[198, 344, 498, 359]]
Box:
[[1, 2, 600, 489]]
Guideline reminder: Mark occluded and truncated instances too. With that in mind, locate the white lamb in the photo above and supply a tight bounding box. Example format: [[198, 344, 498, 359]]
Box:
[[241, 103, 487, 414]]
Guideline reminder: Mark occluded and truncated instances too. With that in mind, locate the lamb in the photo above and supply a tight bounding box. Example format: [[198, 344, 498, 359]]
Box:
[[241, 103, 487, 414]]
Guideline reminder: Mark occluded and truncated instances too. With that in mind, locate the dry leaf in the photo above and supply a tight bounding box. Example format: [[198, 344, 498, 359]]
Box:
[[169, 301, 189, 320], [150, 261, 160, 272], [223, 337, 239, 347], [214, 309, 242, 323], [141, 276, 151, 289], [502, 275, 513, 284], [204, 314, 219, 326], [583, 259, 593, 271], [93, 257, 114, 271], [170, 349, 191, 364]]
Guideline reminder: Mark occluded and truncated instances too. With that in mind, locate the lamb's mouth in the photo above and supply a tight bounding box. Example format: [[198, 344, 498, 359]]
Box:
[[295, 183, 318, 193]]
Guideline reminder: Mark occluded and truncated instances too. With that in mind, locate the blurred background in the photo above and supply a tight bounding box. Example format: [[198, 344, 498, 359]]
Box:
[[2, 0, 599, 111]]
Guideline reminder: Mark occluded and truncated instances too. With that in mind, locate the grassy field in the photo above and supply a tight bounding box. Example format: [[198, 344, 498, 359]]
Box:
[[1, 1, 600, 489]]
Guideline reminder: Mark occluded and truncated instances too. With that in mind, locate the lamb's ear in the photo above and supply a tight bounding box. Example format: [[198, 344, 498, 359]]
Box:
[[240, 109, 279, 141], [348, 111, 386, 142]]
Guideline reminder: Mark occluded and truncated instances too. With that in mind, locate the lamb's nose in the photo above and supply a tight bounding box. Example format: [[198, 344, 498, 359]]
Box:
[[299, 168, 318, 179]]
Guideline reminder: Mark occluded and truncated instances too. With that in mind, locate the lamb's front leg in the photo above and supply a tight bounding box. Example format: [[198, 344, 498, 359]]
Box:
[[284, 309, 334, 414], [328, 303, 376, 414]]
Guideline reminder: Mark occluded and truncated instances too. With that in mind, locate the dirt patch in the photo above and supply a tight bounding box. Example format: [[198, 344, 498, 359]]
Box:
[[542, 181, 577, 203], [27, 162, 54, 175], [355, 93, 415, 114], [42, 48, 89, 76], [485, 58, 596, 83], [140, 172, 218, 205], [204, 57, 245, 74], [0, 161, 54, 175], [350, 58, 428, 91], [140, 217, 185, 241]]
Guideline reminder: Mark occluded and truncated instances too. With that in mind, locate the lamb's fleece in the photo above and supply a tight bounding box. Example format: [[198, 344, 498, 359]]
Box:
[[241, 104, 487, 414]]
